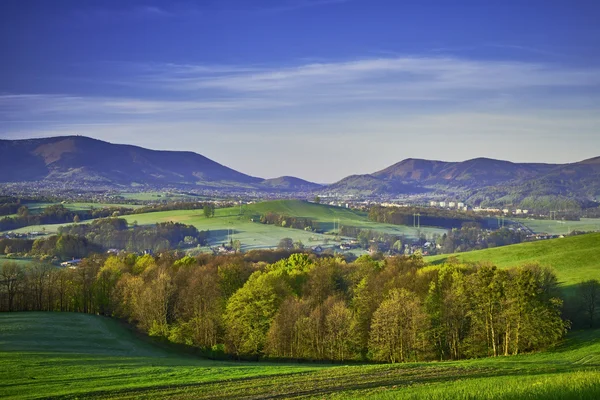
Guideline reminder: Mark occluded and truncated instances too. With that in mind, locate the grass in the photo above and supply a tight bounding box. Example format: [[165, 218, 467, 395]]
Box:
[[0, 312, 599, 399], [426, 233, 600, 286], [515, 218, 600, 235], [2, 200, 447, 251], [0, 255, 36, 266]]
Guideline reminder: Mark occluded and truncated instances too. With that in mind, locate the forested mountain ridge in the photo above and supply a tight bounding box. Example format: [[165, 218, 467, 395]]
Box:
[[326, 157, 600, 208], [0, 136, 262, 187], [1, 136, 598, 207]]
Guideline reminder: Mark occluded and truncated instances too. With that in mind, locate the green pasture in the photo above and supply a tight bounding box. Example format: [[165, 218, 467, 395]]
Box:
[[426, 233, 600, 286], [515, 217, 600, 235], [0, 312, 598, 399]]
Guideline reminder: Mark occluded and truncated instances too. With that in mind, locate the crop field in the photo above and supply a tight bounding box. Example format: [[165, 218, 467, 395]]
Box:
[[515, 218, 600, 235], [1, 312, 599, 399], [426, 233, 600, 286]]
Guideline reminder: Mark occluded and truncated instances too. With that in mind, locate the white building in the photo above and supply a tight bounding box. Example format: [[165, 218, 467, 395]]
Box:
[[457, 202, 465, 208], [449, 201, 456, 208], [430, 201, 437, 207], [439, 201, 446, 207]]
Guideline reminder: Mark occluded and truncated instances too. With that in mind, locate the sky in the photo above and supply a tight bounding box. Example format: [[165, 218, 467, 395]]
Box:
[[1, 0, 599, 183]]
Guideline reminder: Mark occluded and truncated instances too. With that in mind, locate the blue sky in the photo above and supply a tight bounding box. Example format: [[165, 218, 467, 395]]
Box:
[[1, 0, 599, 182]]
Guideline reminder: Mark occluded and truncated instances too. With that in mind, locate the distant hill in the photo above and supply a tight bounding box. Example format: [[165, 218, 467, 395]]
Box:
[[260, 176, 321, 191], [426, 233, 600, 286], [327, 157, 600, 209], [1, 136, 598, 207], [0, 136, 272, 189]]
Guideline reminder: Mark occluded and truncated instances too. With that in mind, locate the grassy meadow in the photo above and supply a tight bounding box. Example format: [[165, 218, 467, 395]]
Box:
[[0, 312, 598, 399], [426, 232, 600, 286]]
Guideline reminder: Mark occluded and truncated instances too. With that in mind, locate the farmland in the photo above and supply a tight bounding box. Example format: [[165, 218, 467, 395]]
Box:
[[0, 312, 598, 399], [2, 200, 447, 251], [426, 232, 600, 286]]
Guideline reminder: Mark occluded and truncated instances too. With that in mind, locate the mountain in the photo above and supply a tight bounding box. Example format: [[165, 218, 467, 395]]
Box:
[[326, 156, 600, 208], [260, 176, 322, 191], [1, 136, 598, 209], [0, 136, 262, 188]]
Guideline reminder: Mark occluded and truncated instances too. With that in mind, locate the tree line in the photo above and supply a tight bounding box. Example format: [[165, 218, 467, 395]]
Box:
[[0, 202, 220, 232], [368, 205, 491, 230], [1, 252, 583, 363], [1, 218, 208, 260], [0, 204, 132, 231], [260, 212, 316, 231]]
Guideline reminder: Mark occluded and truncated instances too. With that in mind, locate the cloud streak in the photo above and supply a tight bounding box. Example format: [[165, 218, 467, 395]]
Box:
[[2, 55, 599, 127]]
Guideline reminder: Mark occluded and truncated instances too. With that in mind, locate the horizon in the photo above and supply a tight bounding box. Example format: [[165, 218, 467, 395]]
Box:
[[1, 0, 599, 182]]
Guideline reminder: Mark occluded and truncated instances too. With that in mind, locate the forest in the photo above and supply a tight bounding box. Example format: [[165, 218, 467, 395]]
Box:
[[1, 251, 586, 363]]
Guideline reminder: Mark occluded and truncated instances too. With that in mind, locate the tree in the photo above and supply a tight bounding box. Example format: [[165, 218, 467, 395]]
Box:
[[17, 205, 29, 217], [224, 271, 291, 356], [0, 262, 24, 311], [577, 279, 600, 328], [293, 240, 304, 250], [203, 203, 215, 218], [73, 215, 81, 223], [314, 196, 321, 204], [369, 289, 428, 363], [278, 237, 294, 251]]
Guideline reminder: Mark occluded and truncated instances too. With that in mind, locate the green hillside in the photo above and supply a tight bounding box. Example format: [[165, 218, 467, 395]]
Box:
[[426, 233, 600, 286], [1, 312, 599, 399]]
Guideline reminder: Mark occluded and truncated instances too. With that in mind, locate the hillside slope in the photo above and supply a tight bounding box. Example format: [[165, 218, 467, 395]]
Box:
[[1, 312, 599, 399], [426, 233, 600, 286]]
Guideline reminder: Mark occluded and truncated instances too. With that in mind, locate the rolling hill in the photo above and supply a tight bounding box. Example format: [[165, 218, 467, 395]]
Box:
[[426, 232, 600, 286], [1, 312, 599, 399]]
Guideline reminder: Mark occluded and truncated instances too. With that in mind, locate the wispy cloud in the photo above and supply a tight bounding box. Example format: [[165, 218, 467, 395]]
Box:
[[2, 55, 600, 126]]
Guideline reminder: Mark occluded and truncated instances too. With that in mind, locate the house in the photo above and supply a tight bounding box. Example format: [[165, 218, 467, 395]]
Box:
[[449, 202, 456, 208], [430, 201, 437, 207], [439, 201, 446, 207], [60, 259, 81, 268]]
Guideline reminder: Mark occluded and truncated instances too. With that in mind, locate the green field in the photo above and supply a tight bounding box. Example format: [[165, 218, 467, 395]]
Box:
[[2, 201, 447, 251], [0, 255, 36, 266], [1, 312, 599, 399], [515, 218, 600, 235], [426, 233, 600, 286]]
